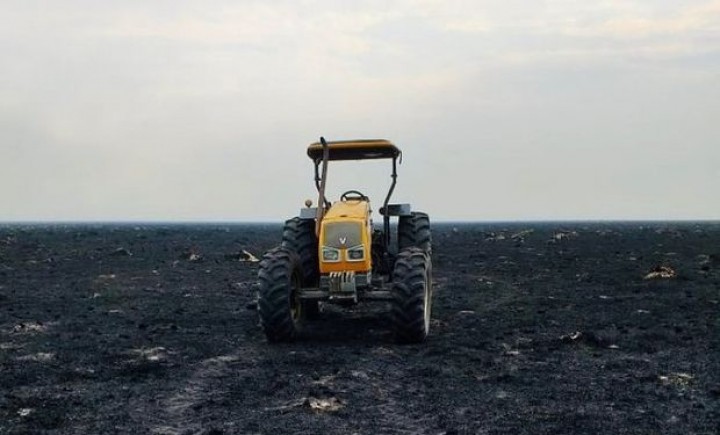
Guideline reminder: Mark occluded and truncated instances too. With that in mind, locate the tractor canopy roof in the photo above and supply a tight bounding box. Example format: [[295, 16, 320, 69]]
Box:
[[307, 139, 400, 161]]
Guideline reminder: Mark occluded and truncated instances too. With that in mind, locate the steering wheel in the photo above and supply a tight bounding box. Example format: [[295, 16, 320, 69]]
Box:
[[340, 190, 368, 201]]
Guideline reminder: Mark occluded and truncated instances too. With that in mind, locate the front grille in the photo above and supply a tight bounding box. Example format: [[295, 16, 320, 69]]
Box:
[[323, 222, 362, 249]]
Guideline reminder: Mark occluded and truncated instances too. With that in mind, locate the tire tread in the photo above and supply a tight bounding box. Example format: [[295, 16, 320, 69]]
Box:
[[257, 247, 300, 342], [391, 247, 432, 343], [398, 212, 432, 254]]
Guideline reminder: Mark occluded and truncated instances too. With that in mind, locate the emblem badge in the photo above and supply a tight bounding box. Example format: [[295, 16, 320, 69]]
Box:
[[339, 236, 347, 245]]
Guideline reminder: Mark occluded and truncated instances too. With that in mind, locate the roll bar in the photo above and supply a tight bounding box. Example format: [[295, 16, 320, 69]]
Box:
[[312, 138, 400, 249]]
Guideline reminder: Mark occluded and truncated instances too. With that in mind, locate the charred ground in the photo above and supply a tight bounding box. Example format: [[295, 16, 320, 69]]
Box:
[[0, 222, 718, 434]]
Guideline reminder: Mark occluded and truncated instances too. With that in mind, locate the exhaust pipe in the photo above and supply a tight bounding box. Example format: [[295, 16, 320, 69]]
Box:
[[315, 137, 330, 236]]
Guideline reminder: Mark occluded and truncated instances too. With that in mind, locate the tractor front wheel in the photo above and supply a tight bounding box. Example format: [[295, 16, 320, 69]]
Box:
[[391, 247, 433, 343], [257, 247, 304, 342], [282, 218, 320, 319], [281, 217, 319, 285]]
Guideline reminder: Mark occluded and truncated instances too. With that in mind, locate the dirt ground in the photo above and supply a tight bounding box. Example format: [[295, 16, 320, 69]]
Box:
[[0, 222, 718, 434]]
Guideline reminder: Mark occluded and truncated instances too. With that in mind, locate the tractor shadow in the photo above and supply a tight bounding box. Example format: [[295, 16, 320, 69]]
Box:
[[296, 302, 395, 344]]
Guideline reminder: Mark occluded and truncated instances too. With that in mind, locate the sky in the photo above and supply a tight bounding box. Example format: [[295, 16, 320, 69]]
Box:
[[1, 0, 718, 222]]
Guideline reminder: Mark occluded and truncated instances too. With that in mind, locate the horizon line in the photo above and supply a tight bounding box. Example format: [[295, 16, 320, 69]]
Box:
[[1, 218, 719, 225]]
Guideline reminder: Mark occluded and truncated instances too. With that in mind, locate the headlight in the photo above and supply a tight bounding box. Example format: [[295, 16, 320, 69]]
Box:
[[347, 245, 365, 261], [322, 247, 340, 262]]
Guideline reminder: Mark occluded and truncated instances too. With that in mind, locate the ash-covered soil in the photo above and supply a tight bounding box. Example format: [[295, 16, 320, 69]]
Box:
[[0, 222, 718, 434]]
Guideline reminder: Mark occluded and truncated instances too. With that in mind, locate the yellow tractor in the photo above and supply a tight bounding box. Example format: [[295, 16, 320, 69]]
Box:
[[257, 138, 432, 343]]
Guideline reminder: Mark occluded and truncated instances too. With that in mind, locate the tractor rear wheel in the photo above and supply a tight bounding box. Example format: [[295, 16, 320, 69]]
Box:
[[257, 247, 304, 342], [398, 212, 431, 254], [391, 247, 433, 343]]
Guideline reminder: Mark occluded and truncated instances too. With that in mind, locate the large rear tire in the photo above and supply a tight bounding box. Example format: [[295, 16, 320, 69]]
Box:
[[398, 212, 431, 254], [257, 247, 304, 342], [391, 247, 433, 343]]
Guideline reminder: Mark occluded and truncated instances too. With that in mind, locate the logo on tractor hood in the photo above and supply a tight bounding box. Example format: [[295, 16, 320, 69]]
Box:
[[339, 236, 347, 246]]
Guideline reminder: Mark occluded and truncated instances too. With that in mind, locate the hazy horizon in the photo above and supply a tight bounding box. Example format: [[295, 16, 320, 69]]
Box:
[[1, 218, 718, 226], [2, 1, 718, 222]]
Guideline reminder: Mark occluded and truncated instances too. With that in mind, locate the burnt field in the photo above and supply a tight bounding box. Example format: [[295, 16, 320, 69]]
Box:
[[0, 222, 718, 434]]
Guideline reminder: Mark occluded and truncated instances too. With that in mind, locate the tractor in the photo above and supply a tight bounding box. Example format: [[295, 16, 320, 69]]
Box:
[[257, 138, 432, 343]]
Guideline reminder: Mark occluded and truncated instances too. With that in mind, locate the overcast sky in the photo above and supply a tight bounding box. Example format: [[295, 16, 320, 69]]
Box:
[[1, 0, 718, 222]]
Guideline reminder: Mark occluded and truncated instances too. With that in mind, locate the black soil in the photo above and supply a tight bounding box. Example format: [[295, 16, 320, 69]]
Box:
[[0, 223, 718, 434]]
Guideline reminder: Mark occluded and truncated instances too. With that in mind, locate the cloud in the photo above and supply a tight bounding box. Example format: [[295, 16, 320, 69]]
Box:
[[401, 0, 720, 68], [595, 1, 720, 37]]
